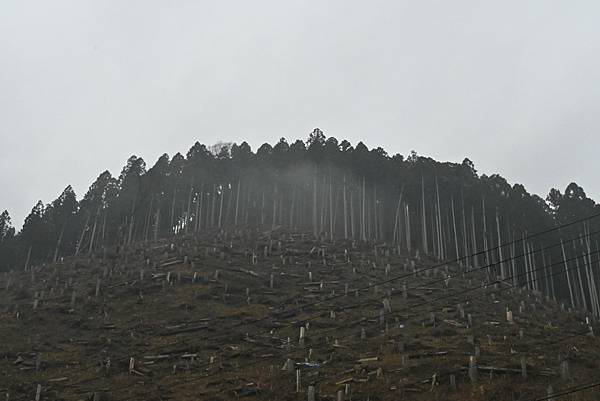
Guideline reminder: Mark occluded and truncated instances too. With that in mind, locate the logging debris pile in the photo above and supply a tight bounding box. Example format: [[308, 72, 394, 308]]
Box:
[[1, 227, 599, 401]]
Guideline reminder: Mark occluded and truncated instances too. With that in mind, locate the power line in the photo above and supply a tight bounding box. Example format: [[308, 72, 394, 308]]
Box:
[[67, 219, 600, 393], [36, 212, 600, 394], [126, 225, 600, 360], [161, 246, 600, 392], [528, 381, 600, 401]]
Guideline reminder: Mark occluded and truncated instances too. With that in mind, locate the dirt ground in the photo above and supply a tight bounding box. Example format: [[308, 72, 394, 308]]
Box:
[[1, 228, 599, 400]]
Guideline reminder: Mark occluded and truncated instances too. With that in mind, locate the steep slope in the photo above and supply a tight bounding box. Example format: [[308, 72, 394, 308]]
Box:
[[1, 227, 599, 401]]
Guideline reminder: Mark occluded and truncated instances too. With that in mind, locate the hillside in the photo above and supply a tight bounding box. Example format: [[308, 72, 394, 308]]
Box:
[[1, 226, 599, 401]]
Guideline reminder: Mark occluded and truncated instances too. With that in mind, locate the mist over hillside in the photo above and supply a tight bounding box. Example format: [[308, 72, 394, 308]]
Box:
[[2, 130, 599, 308]]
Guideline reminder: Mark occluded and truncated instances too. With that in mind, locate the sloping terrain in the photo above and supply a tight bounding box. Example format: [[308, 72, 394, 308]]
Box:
[[1, 228, 599, 401]]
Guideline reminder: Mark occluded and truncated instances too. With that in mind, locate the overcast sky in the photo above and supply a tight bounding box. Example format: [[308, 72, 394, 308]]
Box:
[[2, 1, 600, 228]]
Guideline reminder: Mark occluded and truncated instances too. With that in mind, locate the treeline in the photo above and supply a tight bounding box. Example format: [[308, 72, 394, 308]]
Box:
[[1, 129, 600, 314]]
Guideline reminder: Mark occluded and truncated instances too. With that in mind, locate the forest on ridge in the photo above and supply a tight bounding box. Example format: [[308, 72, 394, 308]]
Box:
[[1, 129, 599, 314]]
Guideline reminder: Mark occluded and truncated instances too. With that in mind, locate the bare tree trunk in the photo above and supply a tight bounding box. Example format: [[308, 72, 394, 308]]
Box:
[[320, 176, 326, 236], [186, 184, 193, 234], [88, 208, 99, 255], [561, 239, 576, 308], [211, 184, 217, 228], [100, 210, 107, 245], [529, 242, 539, 292], [196, 183, 204, 232], [582, 250, 597, 315], [154, 208, 160, 241], [451, 196, 459, 263], [24, 245, 32, 270], [460, 189, 469, 267], [53, 224, 65, 263], [495, 209, 505, 279], [127, 213, 135, 246], [575, 254, 587, 311], [435, 176, 443, 259], [522, 240, 531, 289], [170, 190, 176, 232], [481, 197, 490, 276], [362, 177, 366, 241], [541, 245, 550, 297], [235, 180, 241, 226], [509, 230, 518, 286], [218, 185, 224, 228], [350, 189, 355, 240], [470, 206, 478, 270], [261, 191, 266, 226], [272, 184, 277, 229], [549, 254, 557, 301], [405, 203, 411, 254], [289, 186, 296, 229], [584, 225, 600, 315], [144, 196, 154, 242], [421, 175, 428, 254], [343, 174, 348, 239], [75, 214, 90, 256], [392, 186, 405, 246], [329, 176, 333, 241]]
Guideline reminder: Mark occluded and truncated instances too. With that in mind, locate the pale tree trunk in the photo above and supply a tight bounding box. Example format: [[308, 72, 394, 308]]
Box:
[[271, 184, 277, 229], [549, 253, 557, 301], [421, 175, 428, 254], [329, 176, 333, 241], [541, 245, 550, 296], [186, 184, 193, 234], [405, 203, 411, 254], [100, 210, 107, 249], [88, 208, 99, 255], [343, 174, 348, 239], [509, 231, 518, 286], [127, 213, 135, 246], [313, 175, 318, 237], [362, 177, 366, 241], [522, 240, 531, 290], [350, 190, 355, 240], [584, 225, 600, 315], [218, 185, 224, 228], [470, 206, 478, 270], [75, 214, 90, 256], [392, 186, 405, 246], [196, 183, 204, 232], [320, 176, 326, 236], [211, 185, 217, 228], [495, 209, 505, 279], [451, 196, 459, 263], [261, 191, 265, 226], [373, 183, 378, 241], [170, 190, 176, 232], [574, 253, 587, 310], [154, 208, 160, 241], [571, 241, 585, 310], [435, 176, 443, 259], [53, 224, 66, 263], [561, 239, 576, 308], [481, 197, 490, 276], [144, 196, 154, 242], [24, 245, 32, 270], [235, 180, 241, 226], [289, 186, 295, 229], [460, 190, 469, 267]]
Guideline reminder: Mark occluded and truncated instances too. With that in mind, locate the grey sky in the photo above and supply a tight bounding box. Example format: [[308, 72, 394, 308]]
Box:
[[2, 1, 600, 228]]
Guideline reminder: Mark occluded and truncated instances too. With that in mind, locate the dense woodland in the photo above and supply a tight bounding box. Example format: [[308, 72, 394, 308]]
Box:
[[1, 129, 600, 315]]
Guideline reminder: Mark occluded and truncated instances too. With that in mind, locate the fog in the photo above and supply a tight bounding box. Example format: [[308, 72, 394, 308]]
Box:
[[2, 1, 600, 227]]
